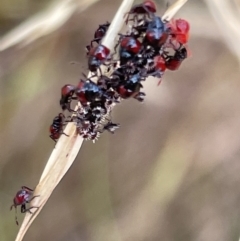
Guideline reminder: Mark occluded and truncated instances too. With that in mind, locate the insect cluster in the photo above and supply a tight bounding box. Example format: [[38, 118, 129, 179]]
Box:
[[11, 0, 190, 226], [49, 0, 190, 142]]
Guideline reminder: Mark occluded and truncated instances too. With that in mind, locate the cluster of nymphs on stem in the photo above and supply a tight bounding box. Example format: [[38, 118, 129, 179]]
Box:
[[49, 0, 190, 143], [10, 186, 39, 225]]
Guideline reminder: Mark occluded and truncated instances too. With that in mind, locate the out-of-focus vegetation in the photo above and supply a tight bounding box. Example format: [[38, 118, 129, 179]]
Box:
[[1, 0, 240, 241]]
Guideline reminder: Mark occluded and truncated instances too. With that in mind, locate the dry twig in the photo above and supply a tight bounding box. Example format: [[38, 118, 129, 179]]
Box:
[[0, 0, 100, 51], [204, 0, 240, 62]]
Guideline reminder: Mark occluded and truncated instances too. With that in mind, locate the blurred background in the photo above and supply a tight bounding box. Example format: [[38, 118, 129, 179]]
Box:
[[1, 0, 240, 240]]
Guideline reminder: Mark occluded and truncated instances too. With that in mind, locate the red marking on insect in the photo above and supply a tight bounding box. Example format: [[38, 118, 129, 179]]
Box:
[[117, 36, 142, 65], [124, 0, 157, 24], [154, 55, 166, 85], [49, 113, 68, 142], [144, 55, 166, 85], [75, 79, 103, 106], [165, 45, 188, 71], [60, 84, 77, 112], [155, 55, 166, 71], [120, 37, 142, 54], [88, 44, 111, 73], [116, 73, 145, 102], [10, 186, 39, 225], [90, 22, 110, 47], [144, 16, 168, 48], [167, 18, 190, 44]]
